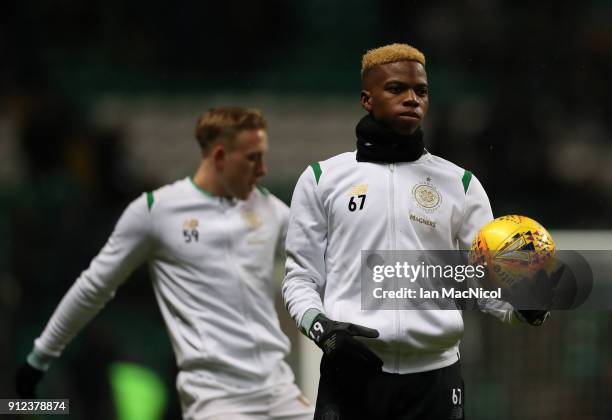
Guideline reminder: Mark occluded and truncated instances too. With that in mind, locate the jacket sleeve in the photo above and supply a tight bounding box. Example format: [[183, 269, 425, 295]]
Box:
[[456, 174, 493, 250], [456, 174, 522, 325], [30, 193, 153, 367], [282, 166, 327, 334]]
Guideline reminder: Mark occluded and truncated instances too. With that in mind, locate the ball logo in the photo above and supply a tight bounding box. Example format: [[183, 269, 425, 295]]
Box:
[[412, 177, 442, 212]]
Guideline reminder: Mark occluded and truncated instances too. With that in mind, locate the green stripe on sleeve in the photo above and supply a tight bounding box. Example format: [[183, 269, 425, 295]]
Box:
[[146, 192, 154, 211], [310, 162, 322, 185], [462, 170, 473, 194]]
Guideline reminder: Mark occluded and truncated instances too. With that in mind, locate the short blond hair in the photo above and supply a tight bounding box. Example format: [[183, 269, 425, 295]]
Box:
[[361, 43, 426, 74], [195, 107, 267, 153]]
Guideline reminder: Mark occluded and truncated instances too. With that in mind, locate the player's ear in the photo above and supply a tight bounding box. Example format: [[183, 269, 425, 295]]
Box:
[[360, 90, 372, 112], [211, 143, 226, 167]]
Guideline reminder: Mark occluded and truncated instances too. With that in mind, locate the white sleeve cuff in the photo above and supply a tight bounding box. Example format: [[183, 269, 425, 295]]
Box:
[[27, 347, 58, 371]]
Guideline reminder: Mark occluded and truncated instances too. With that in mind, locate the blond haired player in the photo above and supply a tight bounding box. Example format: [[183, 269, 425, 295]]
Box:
[[283, 44, 550, 420], [16, 107, 313, 420]]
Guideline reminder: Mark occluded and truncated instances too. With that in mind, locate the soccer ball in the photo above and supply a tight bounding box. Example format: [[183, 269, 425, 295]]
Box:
[[469, 215, 555, 288]]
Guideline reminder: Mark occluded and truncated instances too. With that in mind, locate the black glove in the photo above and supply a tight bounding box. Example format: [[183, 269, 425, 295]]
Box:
[[512, 263, 565, 326], [308, 313, 382, 371], [15, 362, 45, 398]]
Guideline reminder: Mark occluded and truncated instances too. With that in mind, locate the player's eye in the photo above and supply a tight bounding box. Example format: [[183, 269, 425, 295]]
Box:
[[385, 84, 403, 94], [416, 86, 429, 97]]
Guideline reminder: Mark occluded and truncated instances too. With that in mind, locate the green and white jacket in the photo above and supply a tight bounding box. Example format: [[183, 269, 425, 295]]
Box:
[[283, 151, 519, 374]]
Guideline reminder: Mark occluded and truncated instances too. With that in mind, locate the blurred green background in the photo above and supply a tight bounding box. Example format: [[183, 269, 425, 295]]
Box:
[[1, 1, 611, 419]]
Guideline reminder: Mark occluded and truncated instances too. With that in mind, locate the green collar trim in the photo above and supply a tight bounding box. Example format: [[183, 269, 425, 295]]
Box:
[[189, 176, 214, 197], [256, 185, 270, 196]]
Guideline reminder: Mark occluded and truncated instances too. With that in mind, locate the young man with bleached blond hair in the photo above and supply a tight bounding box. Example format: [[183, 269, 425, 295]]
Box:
[[283, 43, 547, 419], [17, 107, 314, 420]]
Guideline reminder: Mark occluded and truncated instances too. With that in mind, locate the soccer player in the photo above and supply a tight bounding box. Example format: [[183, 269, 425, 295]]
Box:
[[282, 44, 550, 419], [16, 107, 314, 420]]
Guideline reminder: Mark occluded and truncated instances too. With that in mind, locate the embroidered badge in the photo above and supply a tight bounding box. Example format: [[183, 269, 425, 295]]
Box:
[[346, 183, 368, 196], [241, 209, 262, 230], [183, 219, 199, 230], [412, 176, 442, 213]]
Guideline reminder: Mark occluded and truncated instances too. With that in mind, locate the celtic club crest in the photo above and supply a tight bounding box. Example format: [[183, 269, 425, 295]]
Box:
[[412, 177, 442, 213]]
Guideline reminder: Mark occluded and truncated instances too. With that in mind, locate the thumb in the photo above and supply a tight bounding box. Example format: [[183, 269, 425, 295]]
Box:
[[549, 263, 566, 288], [347, 323, 379, 339]]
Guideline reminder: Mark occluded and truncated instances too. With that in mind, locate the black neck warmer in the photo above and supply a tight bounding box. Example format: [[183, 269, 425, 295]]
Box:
[[355, 114, 425, 163]]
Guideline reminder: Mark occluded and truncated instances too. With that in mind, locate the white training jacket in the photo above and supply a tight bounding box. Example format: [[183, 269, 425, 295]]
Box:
[[30, 177, 293, 390], [283, 151, 520, 374]]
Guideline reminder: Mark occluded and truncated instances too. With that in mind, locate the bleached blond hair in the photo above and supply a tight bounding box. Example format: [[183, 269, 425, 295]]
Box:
[[361, 43, 426, 74]]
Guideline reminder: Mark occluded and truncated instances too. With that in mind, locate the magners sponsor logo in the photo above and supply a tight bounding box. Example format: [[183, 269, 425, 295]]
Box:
[[410, 213, 436, 228]]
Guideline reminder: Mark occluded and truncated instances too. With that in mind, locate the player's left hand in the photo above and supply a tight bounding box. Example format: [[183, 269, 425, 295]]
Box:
[[511, 263, 565, 326], [15, 362, 45, 398], [308, 314, 383, 372]]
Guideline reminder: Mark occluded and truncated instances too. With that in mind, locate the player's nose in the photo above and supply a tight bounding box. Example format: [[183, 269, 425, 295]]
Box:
[[256, 161, 267, 178], [402, 89, 419, 107]]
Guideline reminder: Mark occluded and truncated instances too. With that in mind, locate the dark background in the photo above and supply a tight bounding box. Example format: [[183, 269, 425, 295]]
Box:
[[1, 1, 611, 419]]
